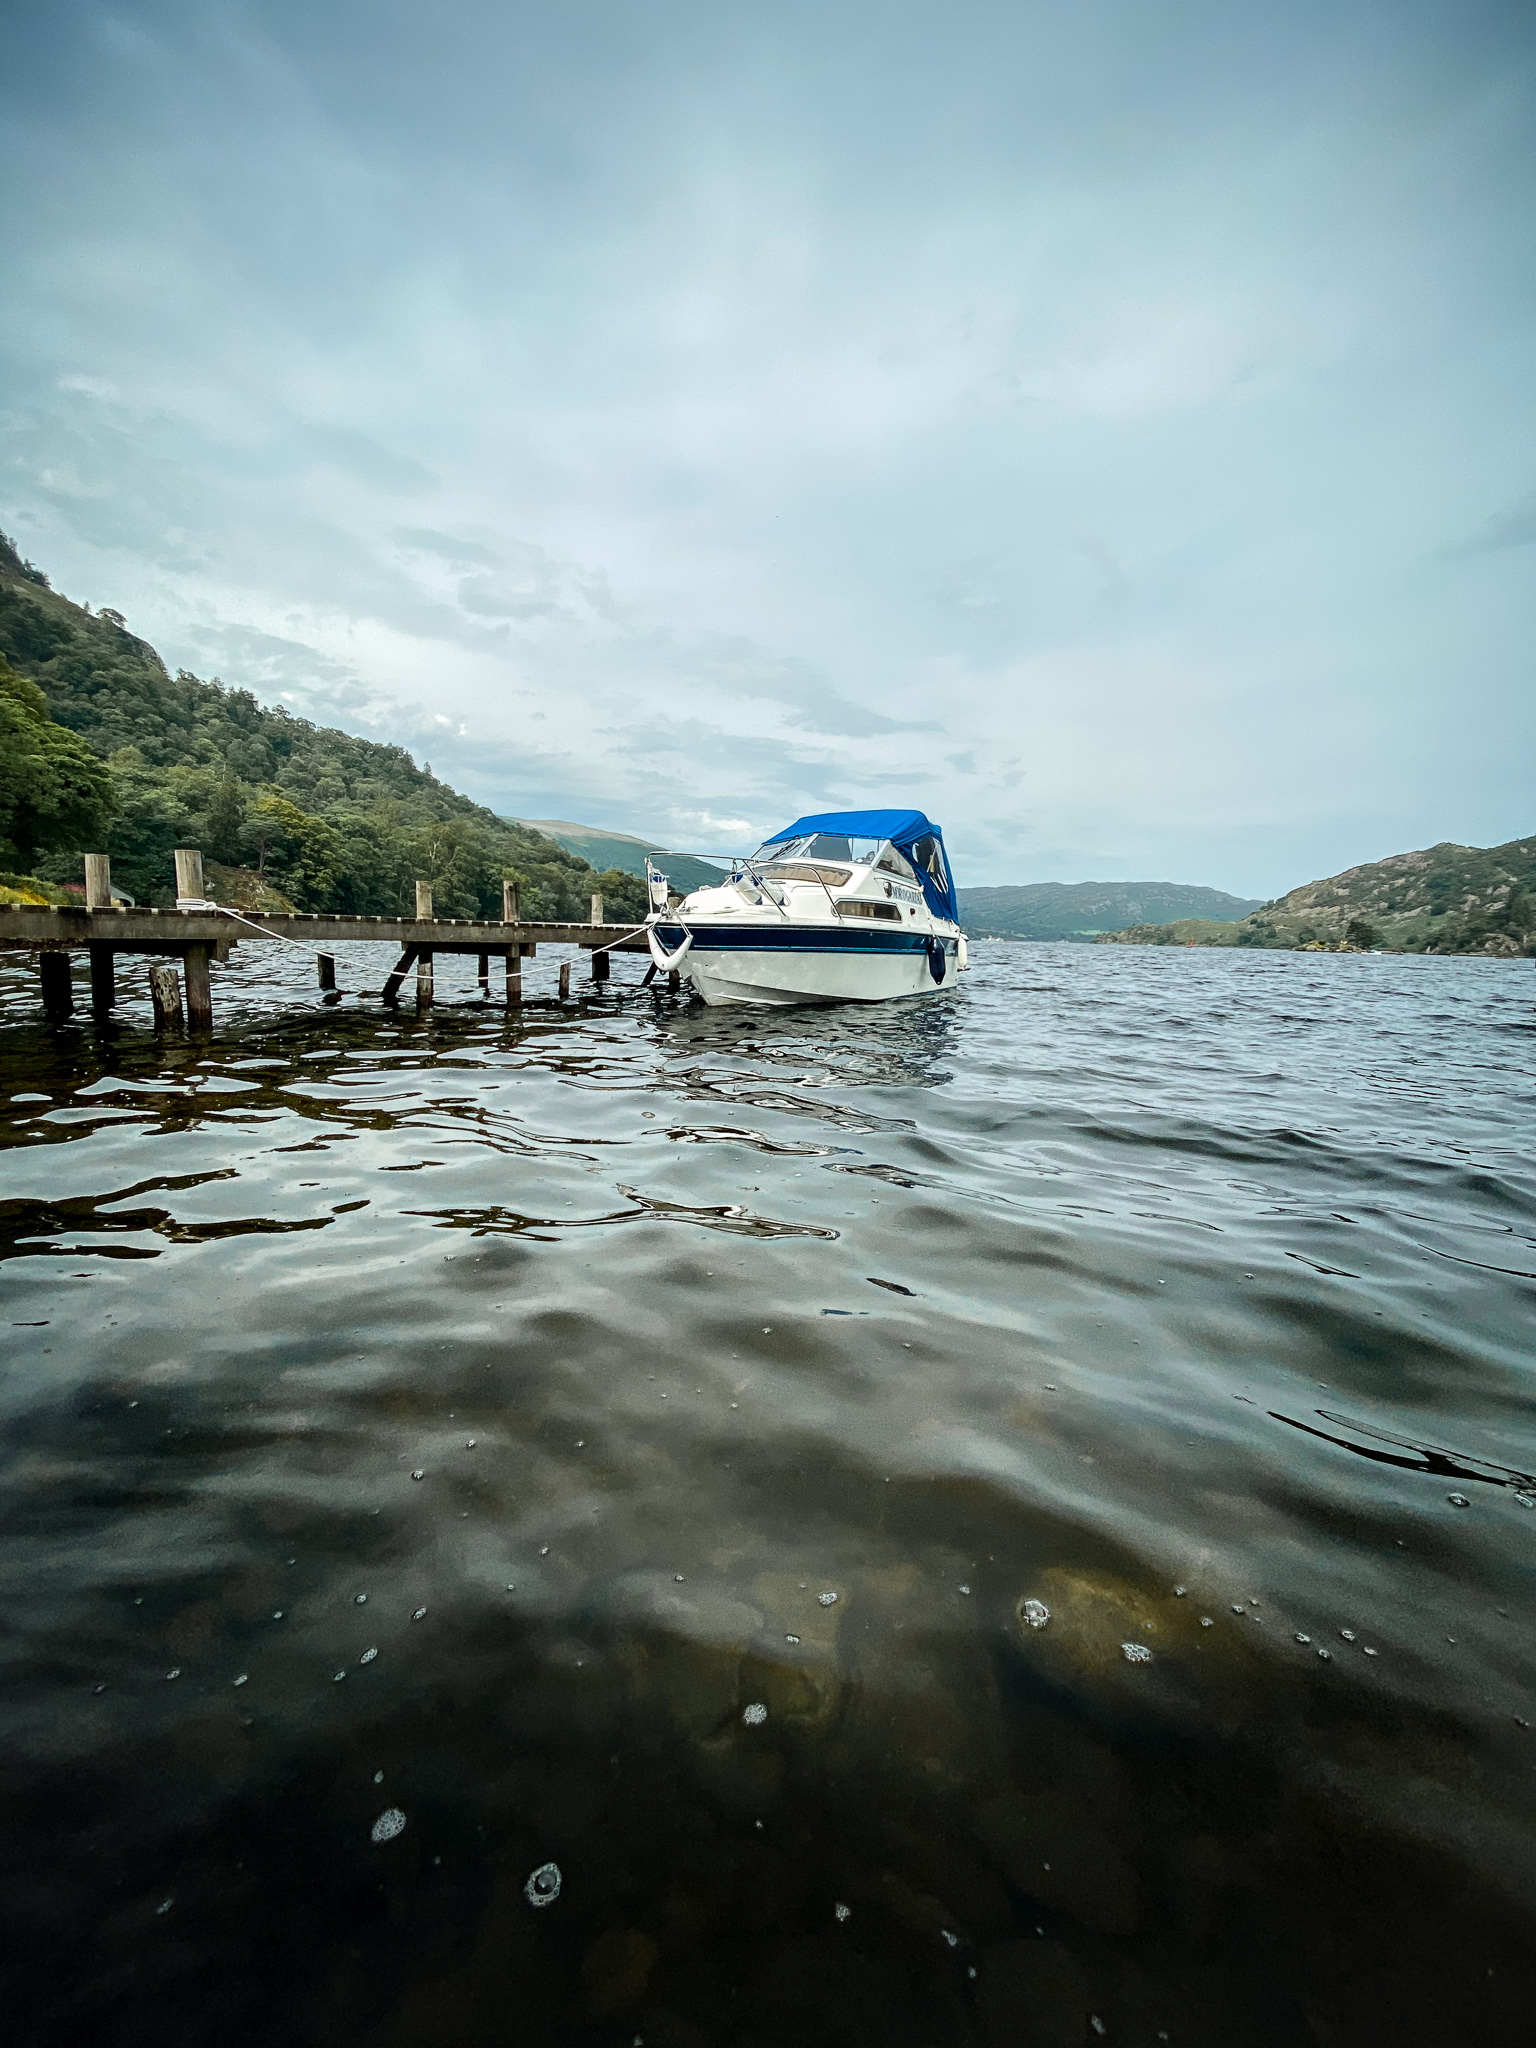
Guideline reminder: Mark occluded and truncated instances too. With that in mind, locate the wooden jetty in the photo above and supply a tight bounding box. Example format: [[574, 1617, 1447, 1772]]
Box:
[[0, 850, 654, 1029]]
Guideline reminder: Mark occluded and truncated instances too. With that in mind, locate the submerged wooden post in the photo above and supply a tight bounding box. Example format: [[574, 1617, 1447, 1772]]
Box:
[[317, 953, 336, 990], [174, 848, 206, 906], [415, 880, 433, 919], [84, 853, 112, 909], [558, 960, 571, 1000], [502, 879, 519, 923], [184, 944, 213, 1031], [591, 943, 610, 984], [417, 951, 434, 1007], [477, 951, 490, 996], [89, 945, 116, 1014], [39, 951, 73, 1018], [148, 961, 184, 1030], [381, 948, 416, 1005], [505, 950, 522, 1005], [668, 968, 681, 992]]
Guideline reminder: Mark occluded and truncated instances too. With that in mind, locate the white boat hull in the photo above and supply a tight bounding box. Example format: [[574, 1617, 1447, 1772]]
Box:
[[651, 921, 960, 1007]]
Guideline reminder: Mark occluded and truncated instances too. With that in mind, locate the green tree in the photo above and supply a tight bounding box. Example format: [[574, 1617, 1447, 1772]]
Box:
[[0, 655, 116, 867], [205, 770, 246, 861], [1343, 917, 1378, 950]]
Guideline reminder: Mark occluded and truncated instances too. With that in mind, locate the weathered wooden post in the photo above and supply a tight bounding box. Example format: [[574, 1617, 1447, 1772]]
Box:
[[317, 953, 336, 990], [184, 945, 213, 1031], [39, 951, 73, 1018], [174, 848, 207, 906], [477, 951, 490, 996], [558, 960, 571, 1000], [84, 853, 112, 909], [506, 950, 522, 1004], [414, 880, 434, 1006], [668, 969, 681, 992], [148, 961, 184, 1030], [502, 879, 519, 923], [588, 892, 610, 982], [590, 891, 604, 925], [89, 947, 116, 1014]]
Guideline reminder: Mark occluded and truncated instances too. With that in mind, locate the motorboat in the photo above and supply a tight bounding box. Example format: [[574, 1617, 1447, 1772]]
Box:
[[643, 807, 969, 1007]]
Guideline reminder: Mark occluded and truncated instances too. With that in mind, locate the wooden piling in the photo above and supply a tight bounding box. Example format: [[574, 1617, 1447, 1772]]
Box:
[[590, 891, 604, 925], [415, 881, 433, 919], [558, 960, 571, 1000], [502, 879, 519, 922], [505, 951, 522, 1005], [381, 948, 416, 1004], [668, 969, 681, 992], [184, 944, 213, 1031], [89, 945, 116, 1014], [174, 848, 206, 906], [417, 951, 434, 1007], [477, 951, 490, 996], [591, 945, 610, 984], [317, 953, 336, 990], [148, 961, 184, 1030], [84, 853, 112, 910], [39, 951, 73, 1018]]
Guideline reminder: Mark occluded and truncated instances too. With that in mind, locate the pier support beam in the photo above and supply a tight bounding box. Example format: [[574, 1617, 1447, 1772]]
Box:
[[591, 946, 610, 984], [184, 944, 213, 1032], [505, 951, 522, 1005], [39, 951, 73, 1018], [417, 950, 434, 1008], [89, 945, 116, 1015], [558, 961, 571, 1000], [477, 950, 490, 997], [381, 948, 416, 1005], [148, 961, 184, 1030], [317, 953, 336, 991]]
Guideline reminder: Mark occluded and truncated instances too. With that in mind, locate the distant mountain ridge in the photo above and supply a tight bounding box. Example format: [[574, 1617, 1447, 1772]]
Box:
[[511, 819, 724, 894], [958, 880, 1263, 942], [1097, 836, 1536, 955]]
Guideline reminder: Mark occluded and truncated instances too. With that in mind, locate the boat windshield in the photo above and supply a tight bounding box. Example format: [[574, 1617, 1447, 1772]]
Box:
[[750, 835, 881, 864]]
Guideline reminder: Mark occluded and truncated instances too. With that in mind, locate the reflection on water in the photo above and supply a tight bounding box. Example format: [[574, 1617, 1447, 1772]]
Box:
[[1, 940, 1534, 2046]]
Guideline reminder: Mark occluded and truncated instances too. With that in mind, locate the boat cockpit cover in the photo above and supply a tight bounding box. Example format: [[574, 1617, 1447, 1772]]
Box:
[[763, 809, 958, 922]]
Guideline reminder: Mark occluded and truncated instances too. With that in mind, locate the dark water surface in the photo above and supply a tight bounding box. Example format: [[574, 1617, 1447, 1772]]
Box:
[[2, 940, 1534, 2048]]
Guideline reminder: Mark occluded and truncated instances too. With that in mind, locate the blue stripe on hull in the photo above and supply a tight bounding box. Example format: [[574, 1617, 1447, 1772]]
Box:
[[655, 922, 937, 956]]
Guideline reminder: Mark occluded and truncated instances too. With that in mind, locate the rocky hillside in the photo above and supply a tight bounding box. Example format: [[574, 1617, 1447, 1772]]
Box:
[[1098, 836, 1536, 955], [959, 880, 1262, 941]]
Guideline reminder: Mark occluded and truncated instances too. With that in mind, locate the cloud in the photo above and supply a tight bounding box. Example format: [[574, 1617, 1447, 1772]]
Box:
[[1438, 491, 1536, 560]]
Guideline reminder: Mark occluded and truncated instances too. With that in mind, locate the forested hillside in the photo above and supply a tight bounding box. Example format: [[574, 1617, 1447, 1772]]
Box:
[[0, 534, 646, 921], [959, 879, 1262, 941], [1098, 837, 1536, 954]]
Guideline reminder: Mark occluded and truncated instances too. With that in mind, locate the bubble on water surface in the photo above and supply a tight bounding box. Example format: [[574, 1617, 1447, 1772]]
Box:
[[412, 1607, 427, 1621], [1121, 1642, 1153, 1664], [233, 1674, 248, 1687], [354, 1593, 367, 1604], [834, 1902, 851, 1922], [742, 1702, 768, 1726], [818, 1590, 838, 1607], [411, 1470, 424, 1482], [374, 1771, 384, 1784], [359, 1647, 377, 1664], [1020, 1599, 1050, 1629], [1340, 1629, 1356, 1642], [785, 1634, 800, 1644], [958, 1584, 971, 1595], [1295, 1633, 1311, 1645], [156, 1897, 174, 1915], [524, 1860, 561, 1907], [370, 1808, 407, 1844], [1515, 1493, 1535, 1509], [1447, 1493, 1470, 1508], [334, 1670, 347, 1682], [941, 1929, 958, 1948], [165, 1668, 180, 1680]]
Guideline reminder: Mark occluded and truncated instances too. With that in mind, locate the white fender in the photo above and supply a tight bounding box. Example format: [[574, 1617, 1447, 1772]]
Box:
[[957, 934, 969, 971], [647, 922, 694, 974]]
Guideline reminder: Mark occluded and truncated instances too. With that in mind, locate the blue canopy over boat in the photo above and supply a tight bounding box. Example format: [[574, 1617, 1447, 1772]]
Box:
[[762, 809, 958, 922]]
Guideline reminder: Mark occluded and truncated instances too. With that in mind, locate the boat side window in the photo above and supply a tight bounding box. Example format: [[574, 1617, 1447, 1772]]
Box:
[[803, 835, 852, 859], [909, 835, 951, 891], [876, 844, 916, 879]]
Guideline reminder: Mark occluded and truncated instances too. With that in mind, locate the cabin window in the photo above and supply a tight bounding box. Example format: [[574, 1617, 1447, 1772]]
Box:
[[908, 835, 952, 893], [876, 844, 916, 880]]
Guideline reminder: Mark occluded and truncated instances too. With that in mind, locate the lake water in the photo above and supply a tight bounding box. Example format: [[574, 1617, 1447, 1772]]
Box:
[[1, 939, 1533, 2047]]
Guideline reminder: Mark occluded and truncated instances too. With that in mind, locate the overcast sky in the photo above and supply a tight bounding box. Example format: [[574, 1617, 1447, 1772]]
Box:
[[2, 0, 1532, 892]]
